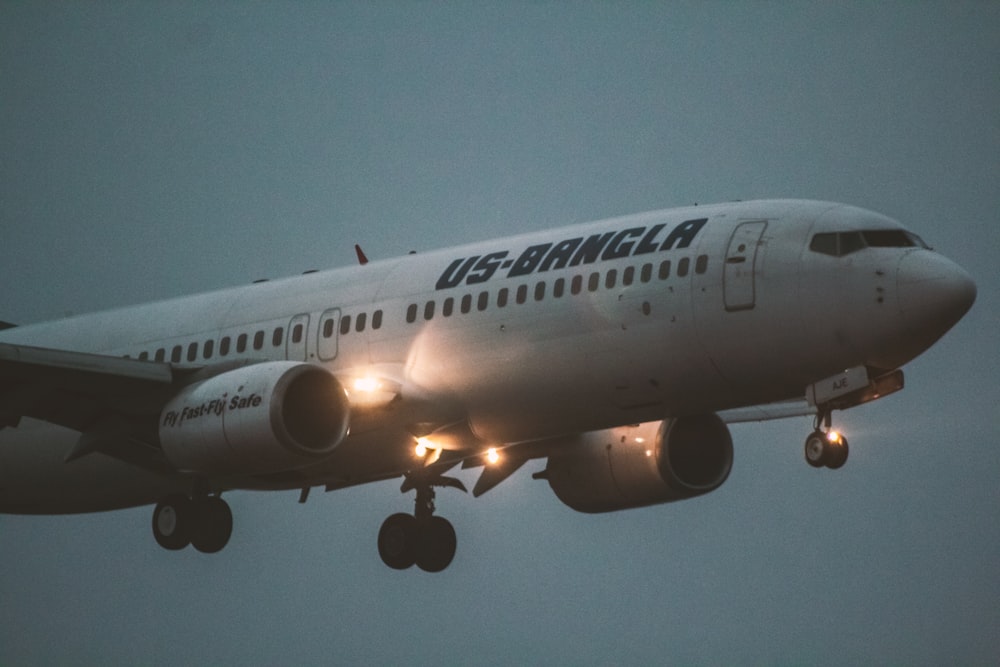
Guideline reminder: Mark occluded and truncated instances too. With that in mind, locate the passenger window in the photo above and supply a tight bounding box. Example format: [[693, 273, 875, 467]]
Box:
[[372, 310, 383, 329], [406, 304, 418, 323], [292, 324, 303, 344], [253, 331, 264, 350], [203, 340, 214, 359], [155, 348, 165, 362], [516, 285, 528, 304], [272, 328, 283, 346], [424, 301, 435, 320], [623, 266, 635, 286], [641, 263, 653, 283], [553, 278, 565, 298], [478, 291, 489, 311], [443, 297, 454, 317], [678, 258, 690, 277], [588, 272, 600, 292], [534, 282, 545, 301], [658, 260, 671, 280], [341, 316, 352, 335], [497, 288, 509, 307], [172, 345, 182, 363], [605, 270, 617, 289], [220, 337, 231, 356], [695, 255, 708, 274], [187, 342, 198, 362], [237, 334, 248, 353], [356, 313, 367, 332], [461, 294, 472, 314], [571, 275, 583, 295], [323, 319, 335, 338]]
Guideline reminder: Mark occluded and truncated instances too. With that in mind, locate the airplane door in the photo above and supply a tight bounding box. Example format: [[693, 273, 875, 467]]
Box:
[[287, 313, 310, 361], [723, 221, 767, 311], [317, 308, 340, 361]]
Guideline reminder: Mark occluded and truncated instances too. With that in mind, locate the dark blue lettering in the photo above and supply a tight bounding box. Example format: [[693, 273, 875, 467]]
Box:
[[569, 232, 615, 266], [466, 251, 508, 284], [508, 243, 552, 277], [661, 218, 708, 250], [634, 224, 665, 255], [539, 238, 583, 272], [436, 256, 479, 290], [601, 227, 645, 260]]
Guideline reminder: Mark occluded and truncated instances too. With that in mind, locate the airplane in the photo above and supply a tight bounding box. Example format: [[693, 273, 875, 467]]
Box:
[[0, 199, 976, 572]]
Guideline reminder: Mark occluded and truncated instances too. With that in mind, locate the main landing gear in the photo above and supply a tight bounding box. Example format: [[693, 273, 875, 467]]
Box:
[[377, 471, 465, 572], [804, 409, 849, 470], [152, 494, 233, 554]]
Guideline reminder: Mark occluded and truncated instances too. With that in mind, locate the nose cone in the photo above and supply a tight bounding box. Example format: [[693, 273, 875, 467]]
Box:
[[897, 251, 976, 351]]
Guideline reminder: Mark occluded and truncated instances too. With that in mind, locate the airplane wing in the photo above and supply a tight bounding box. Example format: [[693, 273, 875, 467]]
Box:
[[718, 400, 817, 423], [0, 342, 202, 468]]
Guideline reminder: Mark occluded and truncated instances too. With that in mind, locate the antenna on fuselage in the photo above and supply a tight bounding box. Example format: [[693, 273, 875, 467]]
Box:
[[354, 244, 369, 265]]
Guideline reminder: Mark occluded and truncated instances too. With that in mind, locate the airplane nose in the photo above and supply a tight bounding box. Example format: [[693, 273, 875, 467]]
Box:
[[897, 250, 976, 344]]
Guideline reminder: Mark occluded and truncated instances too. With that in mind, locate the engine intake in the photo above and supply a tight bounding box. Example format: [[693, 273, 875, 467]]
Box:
[[545, 414, 733, 513], [159, 362, 350, 475]]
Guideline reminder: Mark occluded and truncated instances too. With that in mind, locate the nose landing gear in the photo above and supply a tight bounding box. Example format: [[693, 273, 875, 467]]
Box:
[[377, 471, 464, 572], [804, 410, 849, 469]]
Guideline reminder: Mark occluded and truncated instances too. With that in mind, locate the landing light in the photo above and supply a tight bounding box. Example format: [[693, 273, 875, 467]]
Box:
[[486, 447, 500, 465], [827, 430, 843, 444], [353, 376, 380, 393], [415, 438, 429, 458]]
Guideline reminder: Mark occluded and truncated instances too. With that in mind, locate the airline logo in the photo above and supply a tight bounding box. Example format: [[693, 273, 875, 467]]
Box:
[[161, 393, 264, 428], [436, 218, 708, 290]]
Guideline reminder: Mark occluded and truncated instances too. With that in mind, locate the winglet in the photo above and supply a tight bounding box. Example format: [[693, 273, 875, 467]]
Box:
[[354, 244, 369, 265]]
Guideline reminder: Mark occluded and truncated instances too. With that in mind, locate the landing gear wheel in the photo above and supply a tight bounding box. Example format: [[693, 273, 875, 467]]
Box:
[[191, 497, 233, 554], [826, 435, 849, 470], [152, 494, 192, 550], [378, 513, 417, 570], [415, 516, 457, 573], [804, 431, 828, 468]]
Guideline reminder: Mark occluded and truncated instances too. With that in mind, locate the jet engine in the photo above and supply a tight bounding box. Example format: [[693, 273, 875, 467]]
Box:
[[159, 362, 350, 475], [544, 415, 733, 513]]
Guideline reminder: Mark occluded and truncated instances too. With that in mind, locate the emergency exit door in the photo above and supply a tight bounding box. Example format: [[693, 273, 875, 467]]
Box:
[[723, 221, 767, 311]]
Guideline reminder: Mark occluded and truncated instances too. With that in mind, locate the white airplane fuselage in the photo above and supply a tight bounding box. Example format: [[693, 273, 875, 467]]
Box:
[[0, 199, 976, 517]]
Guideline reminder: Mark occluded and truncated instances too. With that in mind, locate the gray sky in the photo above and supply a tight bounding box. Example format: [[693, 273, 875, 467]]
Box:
[[1, 2, 998, 665]]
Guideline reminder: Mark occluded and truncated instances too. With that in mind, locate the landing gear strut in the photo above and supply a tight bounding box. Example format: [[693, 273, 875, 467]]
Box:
[[378, 471, 463, 572], [152, 494, 233, 553], [804, 410, 849, 469]]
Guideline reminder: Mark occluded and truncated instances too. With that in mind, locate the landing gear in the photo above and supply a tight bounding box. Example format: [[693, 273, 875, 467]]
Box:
[[377, 471, 463, 572], [804, 410, 849, 470], [152, 494, 233, 553]]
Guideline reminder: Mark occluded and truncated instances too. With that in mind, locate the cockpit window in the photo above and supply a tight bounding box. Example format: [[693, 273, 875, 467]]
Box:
[[861, 230, 928, 249], [810, 230, 928, 257]]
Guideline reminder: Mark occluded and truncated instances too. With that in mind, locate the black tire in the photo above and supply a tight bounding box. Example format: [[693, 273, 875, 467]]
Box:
[[826, 436, 849, 470], [152, 495, 192, 551], [190, 497, 233, 554], [415, 516, 457, 573], [378, 513, 417, 570], [804, 431, 827, 468]]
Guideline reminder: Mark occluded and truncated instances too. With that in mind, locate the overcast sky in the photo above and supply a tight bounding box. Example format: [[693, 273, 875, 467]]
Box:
[[1, 2, 998, 665]]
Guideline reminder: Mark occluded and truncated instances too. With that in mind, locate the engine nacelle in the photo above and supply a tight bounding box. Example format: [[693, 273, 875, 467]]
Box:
[[545, 415, 733, 513], [159, 362, 350, 475]]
